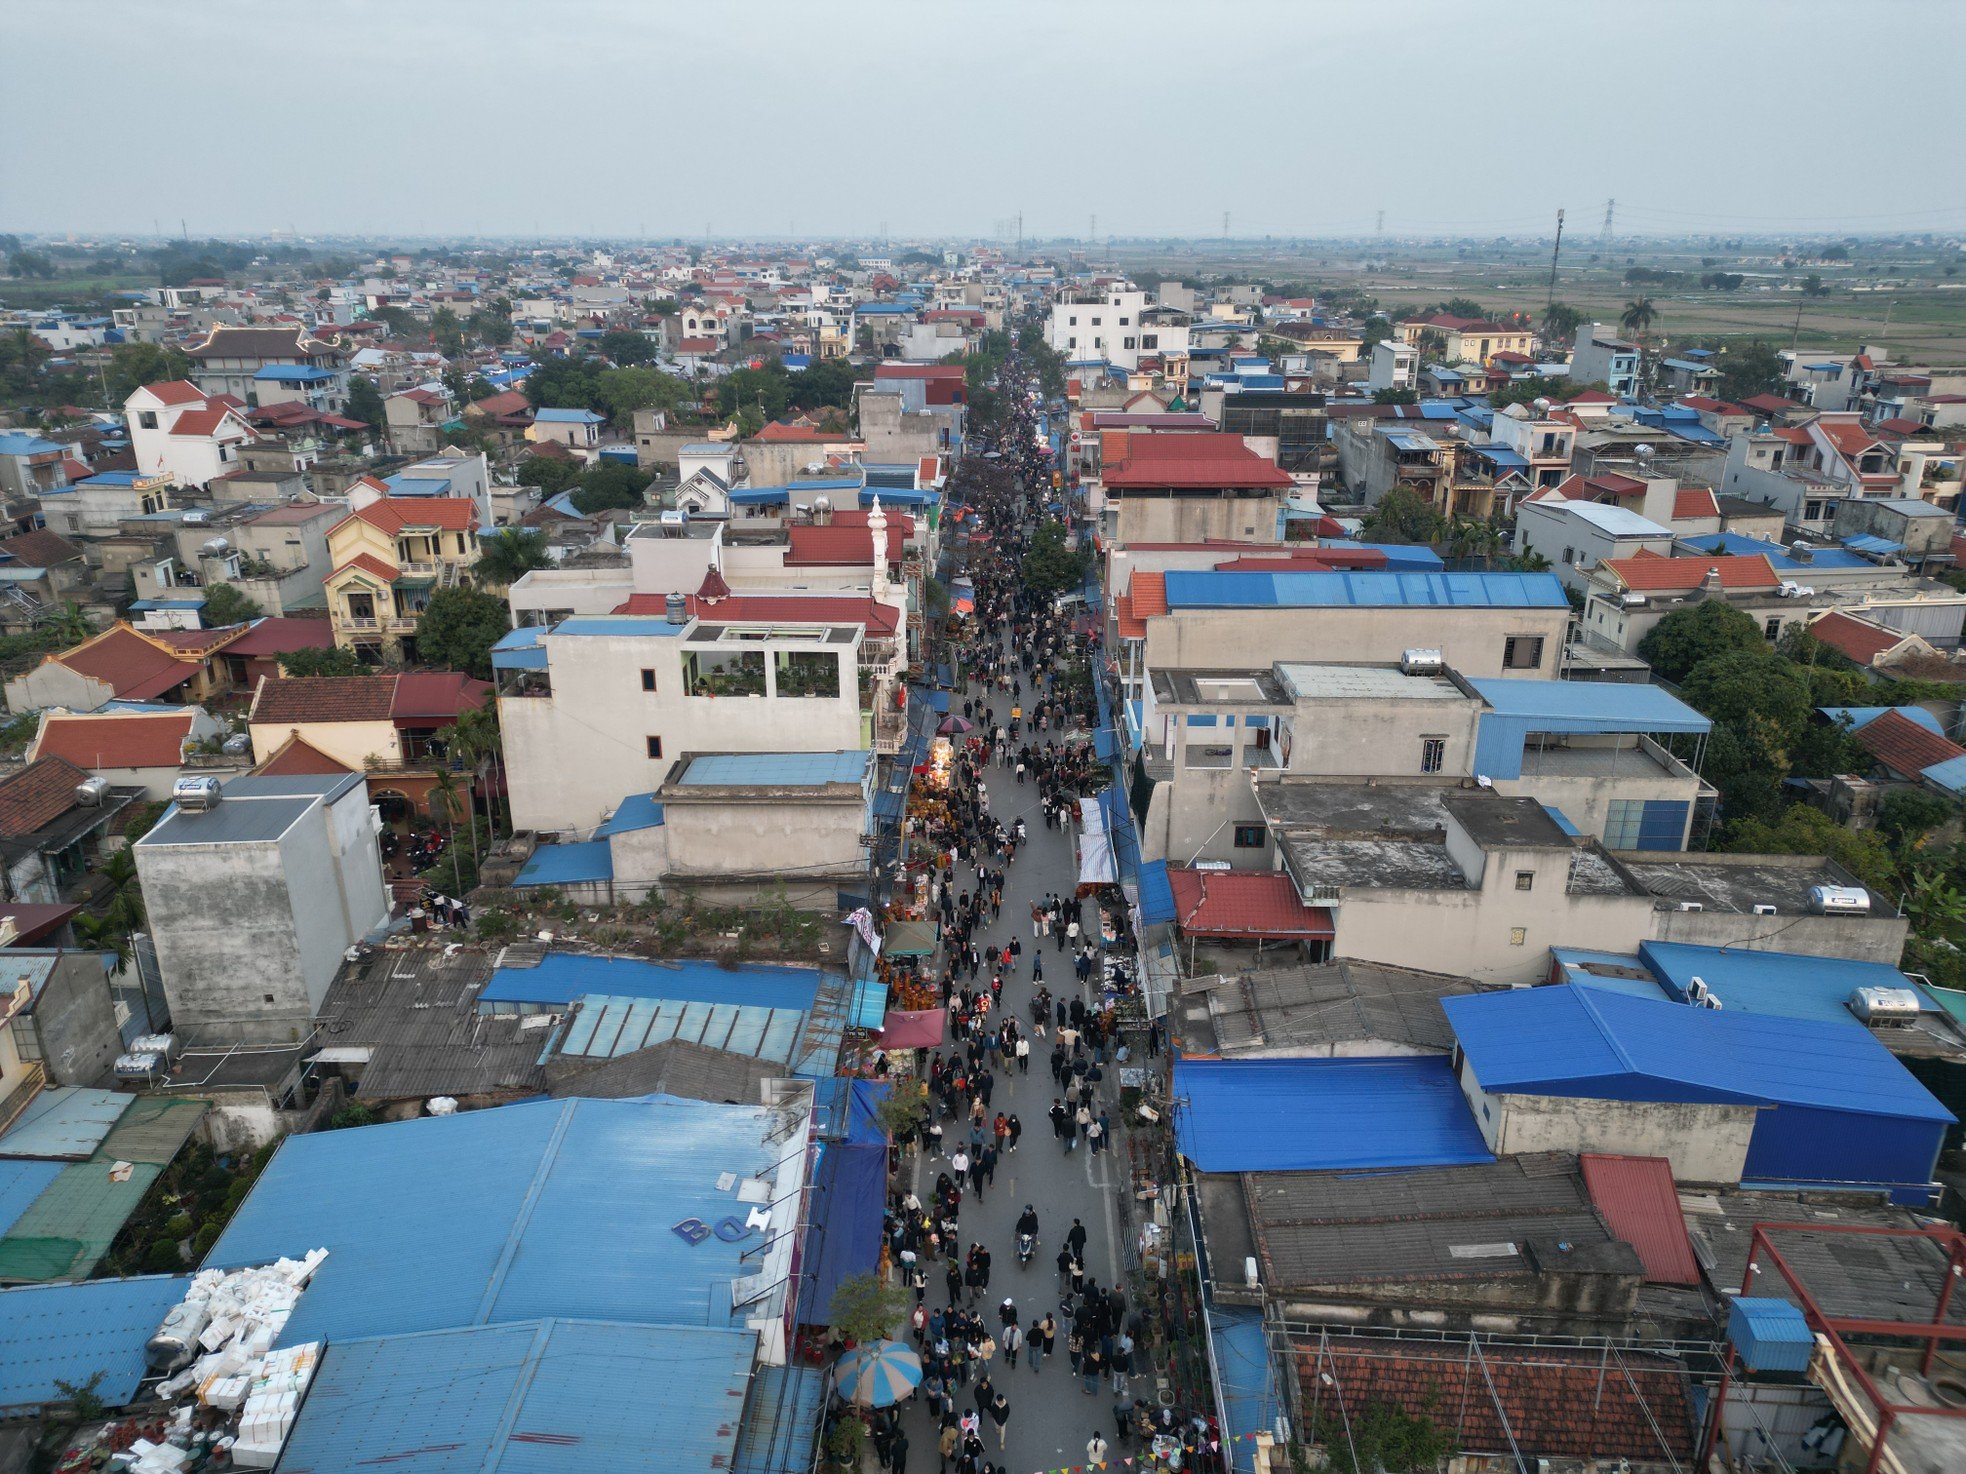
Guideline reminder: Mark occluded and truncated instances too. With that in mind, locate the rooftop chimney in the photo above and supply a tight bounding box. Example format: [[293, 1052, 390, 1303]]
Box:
[[1702, 566, 1723, 592]]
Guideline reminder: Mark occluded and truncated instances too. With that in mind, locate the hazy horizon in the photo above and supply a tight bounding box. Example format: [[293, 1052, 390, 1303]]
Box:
[[6, 0, 1965, 241]]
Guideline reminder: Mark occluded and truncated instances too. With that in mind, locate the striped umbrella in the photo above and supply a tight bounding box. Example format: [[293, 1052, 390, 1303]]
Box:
[[832, 1339, 922, 1408]]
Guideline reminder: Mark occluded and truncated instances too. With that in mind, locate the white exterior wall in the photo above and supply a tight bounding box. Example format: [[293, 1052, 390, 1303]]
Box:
[[501, 631, 864, 833], [1512, 504, 1673, 592]]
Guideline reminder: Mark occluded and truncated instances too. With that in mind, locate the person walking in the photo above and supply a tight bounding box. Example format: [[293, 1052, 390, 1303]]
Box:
[[1025, 1316, 1044, 1372], [890, 1429, 910, 1474], [1086, 1432, 1109, 1468], [988, 1390, 1011, 1450], [937, 1420, 958, 1474]]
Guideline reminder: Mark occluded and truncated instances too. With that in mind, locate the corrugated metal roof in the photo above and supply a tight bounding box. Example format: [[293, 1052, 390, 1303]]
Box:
[[479, 955, 823, 1011], [0, 1159, 163, 1283], [1138, 859, 1176, 927], [1468, 678, 1710, 733], [0, 1274, 192, 1414], [593, 793, 664, 837], [555, 993, 805, 1066], [274, 1319, 757, 1474], [0, 1087, 129, 1160], [1443, 985, 1954, 1121], [1173, 1058, 1493, 1173], [732, 1364, 825, 1474], [677, 751, 870, 787], [1637, 941, 1930, 1028], [0, 1161, 62, 1236], [1579, 1154, 1701, 1285], [1162, 569, 1569, 611], [514, 840, 613, 887], [206, 1096, 804, 1345]]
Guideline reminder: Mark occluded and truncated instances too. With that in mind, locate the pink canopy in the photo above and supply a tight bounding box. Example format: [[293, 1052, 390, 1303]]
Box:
[[879, 1009, 947, 1049]]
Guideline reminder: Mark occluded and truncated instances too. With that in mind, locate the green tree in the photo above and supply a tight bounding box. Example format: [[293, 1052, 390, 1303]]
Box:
[[104, 342, 193, 403], [1539, 301, 1583, 347], [1429, 296, 1488, 321], [598, 329, 656, 365], [716, 363, 794, 422], [1723, 804, 1896, 894], [1371, 387, 1418, 405], [431, 306, 465, 356], [525, 356, 603, 412], [1635, 601, 1763, 683], [1801, 273, 1830, 298], [571, 461, 653, 514], [1680, 649, 1814, 821], [346, 375, 386, 432], [1715, 339, 1785, 403], [826, 1271, 912, 1348], [1021, 521, 1088, 596], [1360, 314, 1394, 350], [515, 454, 582, 493], [1880, 790, 1956, 853], [8, 250, 57, 279], [1619, 297, 1656, 343], [594, 365, 688, 424], [1360, 487, 1445, 546], [200, 583, 261, 626], [413, 587, 510, 680], [475, 528, 552, 587], [279, 646, 368, 678]]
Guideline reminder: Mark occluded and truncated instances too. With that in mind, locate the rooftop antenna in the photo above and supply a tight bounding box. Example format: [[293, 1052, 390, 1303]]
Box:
[[1546, 207, 1565, 318], [1599, 198, 1615, 243]]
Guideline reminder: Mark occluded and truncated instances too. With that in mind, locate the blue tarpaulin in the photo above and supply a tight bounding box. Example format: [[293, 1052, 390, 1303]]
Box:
[[796, 1080, 890, 1324], [1138, 860, 1177, 927], [1173, 1058, 1493, 1173], [1210, 1302, 1282, 1474]]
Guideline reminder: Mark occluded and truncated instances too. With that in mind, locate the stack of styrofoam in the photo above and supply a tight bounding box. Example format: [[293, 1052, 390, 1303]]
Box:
[[149, 1251, 329, 1468], [118, 1439, 191, 1474], [229, 1342, 321, 1469]]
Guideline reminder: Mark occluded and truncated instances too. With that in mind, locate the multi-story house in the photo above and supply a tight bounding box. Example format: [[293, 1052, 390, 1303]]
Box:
[[323, 493, 482, 662], [1396, 314, 1536, 365], [1484, 403, 1575, 491], [1571, 324, 1642, 398], [528, 408, 605, 461], [383, 386, 457, 456], [1046, 286, 1191, 373], [123, 381, 258, 489], [185, 325, 348, 411]]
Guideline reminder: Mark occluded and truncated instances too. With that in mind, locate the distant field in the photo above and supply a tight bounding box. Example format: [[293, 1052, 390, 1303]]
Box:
[[0, 275, 158, 310], [1112, 243, 1966, 359]]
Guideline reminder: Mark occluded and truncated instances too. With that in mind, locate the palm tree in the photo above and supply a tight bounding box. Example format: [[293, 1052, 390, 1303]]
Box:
[[437, 706, 502, 875], [427, 767, 463, 873], [473, 528, 552, 589], [40, 602, 93, 647], [1620, 298, 1656, 337]]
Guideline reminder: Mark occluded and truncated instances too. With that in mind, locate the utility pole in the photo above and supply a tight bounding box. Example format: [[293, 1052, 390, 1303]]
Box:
[[1015, 213, 1023, 255], [1222, 211, 1231, 240], [1599, 198, 1615, 242], [1546, 208, 1565, 318]]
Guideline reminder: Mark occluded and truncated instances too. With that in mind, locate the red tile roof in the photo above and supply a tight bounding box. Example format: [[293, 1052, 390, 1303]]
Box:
[[468, 390, 532, 419], [0, 902, 82, 946], [254, 733, 355, 778], [0, 757, 89, 838], [677, 337, 717, 353], [786, 524, 892, 567], [1855, 708, 1966, 778], [223, 617, 338, 658], [1671, 487, 1720, 521], [1815, 418, 1885, 460], [344, 497, 479, 533], [873, 364, 965, 381], [250, 675, 397, 726], [1742, 393, 1801, 414], [169, 405, 248, 438], [0, 529, 84, 566], [751, 422, 850, 443], [1579, 1154, 1700, 1285], [1167, 868, 1334, 940], [32, 711, 196, 771], [1299, 1338, 1695, 1464], [1128, 571, 1168, 619], [1565, 390, 1618, 405], [140, 380, 207, 406], [1600, 553, 1780, 593], [53, 625, 201, 702], [332, 551, 401, 585], [1808, 610, 1906, 667], [390, 671, 491, 722], [1103, 433, 1292, 491]]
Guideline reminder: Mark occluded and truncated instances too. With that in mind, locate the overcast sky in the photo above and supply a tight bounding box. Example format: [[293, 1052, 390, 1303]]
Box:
[[7, 0, 1964, 242]]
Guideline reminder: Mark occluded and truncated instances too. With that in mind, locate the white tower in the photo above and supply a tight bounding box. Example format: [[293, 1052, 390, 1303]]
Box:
[[868, 495, 890, 601]]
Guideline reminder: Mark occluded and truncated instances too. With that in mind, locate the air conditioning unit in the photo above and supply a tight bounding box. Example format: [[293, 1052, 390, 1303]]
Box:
[[1677, 900, 1703, 912], [1687, 977, 1709, 1004], [1701, 994, 1724, 1010]]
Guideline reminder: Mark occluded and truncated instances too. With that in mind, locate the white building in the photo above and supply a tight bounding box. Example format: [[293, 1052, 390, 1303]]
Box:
[[1512, 495, 1673, 592], [1366, 339, 1418, 394], [124, 380, 257, 488], [1046, 287, 1190, 372]]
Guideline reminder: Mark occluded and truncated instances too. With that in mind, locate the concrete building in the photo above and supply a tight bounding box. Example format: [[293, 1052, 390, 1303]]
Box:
[[1100, 432, 1293, 544], [0, 948, 127, 1094], [185, 325, 348, 411], [123, 381, 257, 490], [1571, 324, 1641, 398], [323, 493, 482, 662], [134, 772, 389, 1046], [1366, 338, 1418, 394], [1512, 496, 1674, 592]]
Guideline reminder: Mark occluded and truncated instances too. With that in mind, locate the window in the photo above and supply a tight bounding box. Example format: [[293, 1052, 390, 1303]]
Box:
[[645, 736, 664, 759], [684, 648, 767, 696], [775, 649, 842, 698], [1764, 617, 1782, 640], [1502, 636, 1545, 670], [1804, 498, 1829, 521], [1420, 737, 1446, 774], [1068, 337, 1077, 350], [1233, 824, 1266, 849], [1141, 334, 1158, 350], [1118, 316, 1130, 327], [1514, 870, 1535, 892], [138, 410, 158, 430], [1068, 315, 1077, 326], [1123, 337, 1137, 351], [1561, 546, 1575, 566], [640, 668, 656, 692], [1091, 317, 1102, 327]]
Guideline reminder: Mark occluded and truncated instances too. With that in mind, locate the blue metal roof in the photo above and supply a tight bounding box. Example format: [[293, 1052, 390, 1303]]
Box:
[[1473, 446, 1530, 469], [206, 1096, 800, 1344], [1138, 859, 1176, 927], [858, 487, 936, 507], [1842, 533, 1904, 556], [1679, 532, 1871, 572], [0, 1087, 130, 1160], [733, 1365, 826, 1474], [1540, 803, 1583, 838], [0, 433, 66, 457], [554, 993, 806, 1066], [491, 624, 548, 671], [784, 476, 864, 493], [0, 1275, 193, 1414], [533, 408, 605, 424], [1162, 569, 1569, 611], [1470, 677, 1710, 730], [1443, 985, 1954, 1120], [275, 1319, 757, 1474], [479, 954, 824, 1011], [253, 364, 334, 382], [1317, 540, 1446, 571], [0, 1161, 62, 1236], [514, 840, 613, 887], [728, 488, 792, 506], [1637, 941, 1934, 1029], [677, 751, 869, 787], [1172, 1057, 1493, 1172], [1920, 754, 1966, 795], [594, 792, 664, 837]]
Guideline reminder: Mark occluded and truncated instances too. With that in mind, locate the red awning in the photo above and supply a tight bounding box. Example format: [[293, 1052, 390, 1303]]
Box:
[[878, 1009, 947, 1049]]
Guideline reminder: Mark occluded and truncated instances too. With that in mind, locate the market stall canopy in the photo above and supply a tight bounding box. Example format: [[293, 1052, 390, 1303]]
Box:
[[884, 919, 939, 957], [879, 1009, 947, 1049]]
